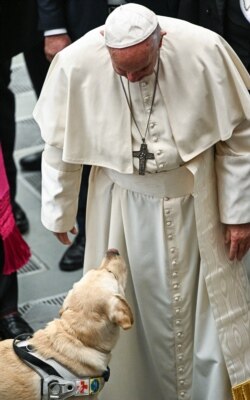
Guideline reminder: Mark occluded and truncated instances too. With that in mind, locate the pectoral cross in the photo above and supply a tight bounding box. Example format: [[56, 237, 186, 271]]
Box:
[[132, 142, 155, 175]]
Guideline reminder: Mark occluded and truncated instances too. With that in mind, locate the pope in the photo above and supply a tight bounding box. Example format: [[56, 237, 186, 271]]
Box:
[[34, 4, 250, 400]]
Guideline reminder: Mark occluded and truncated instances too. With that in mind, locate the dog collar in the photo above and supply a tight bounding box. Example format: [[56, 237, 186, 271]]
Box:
[[13, 334, 110, 399]]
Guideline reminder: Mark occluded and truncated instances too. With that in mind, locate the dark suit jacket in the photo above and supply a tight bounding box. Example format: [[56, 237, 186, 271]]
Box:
[[175, 0, 250, 72], [37, 0, 109, 40], [0, 0, 42, 60], [36, 0, 176, 41]]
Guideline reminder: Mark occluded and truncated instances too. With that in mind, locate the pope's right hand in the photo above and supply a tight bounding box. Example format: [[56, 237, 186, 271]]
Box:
[[53, 226, 78, 245]]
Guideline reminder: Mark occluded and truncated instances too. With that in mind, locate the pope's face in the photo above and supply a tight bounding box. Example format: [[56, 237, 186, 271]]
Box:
[[108, 32, 164, 82]]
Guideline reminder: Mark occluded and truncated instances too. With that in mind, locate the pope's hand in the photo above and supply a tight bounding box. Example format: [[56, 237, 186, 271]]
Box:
[[225, 223, 250, 261], [53, 226, 78, 245]]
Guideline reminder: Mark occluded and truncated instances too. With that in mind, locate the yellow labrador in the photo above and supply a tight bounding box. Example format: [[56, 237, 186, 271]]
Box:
[[0, 249, 133, 400]]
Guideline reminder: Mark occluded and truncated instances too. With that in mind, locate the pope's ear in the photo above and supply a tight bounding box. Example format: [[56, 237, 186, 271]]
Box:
[[159, 30, 167, 48], [100, 29, 104, 37]]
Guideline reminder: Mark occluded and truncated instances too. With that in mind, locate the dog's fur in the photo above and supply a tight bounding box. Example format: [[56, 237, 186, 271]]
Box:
[[0, 250, 133, 400]]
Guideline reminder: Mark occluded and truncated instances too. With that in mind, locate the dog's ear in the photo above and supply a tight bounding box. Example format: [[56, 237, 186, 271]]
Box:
[[108, 294, 134, 330]]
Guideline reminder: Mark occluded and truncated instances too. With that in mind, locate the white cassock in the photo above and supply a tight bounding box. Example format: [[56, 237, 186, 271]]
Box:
[[34, 17, 250, 400]]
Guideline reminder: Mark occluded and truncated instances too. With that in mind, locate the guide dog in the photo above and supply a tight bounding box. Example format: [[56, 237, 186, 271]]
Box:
[[0, 249, 133, 399]]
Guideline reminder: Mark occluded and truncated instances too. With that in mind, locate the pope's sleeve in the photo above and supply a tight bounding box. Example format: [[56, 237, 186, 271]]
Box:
[[33, 52, 83, 233], [215, 113, 250, 225], [213, 36, 250, 225], [42, 144, 82, 232]]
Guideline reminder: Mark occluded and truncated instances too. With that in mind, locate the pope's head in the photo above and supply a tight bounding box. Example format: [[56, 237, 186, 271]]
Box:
[[104, 3, 166, 82]]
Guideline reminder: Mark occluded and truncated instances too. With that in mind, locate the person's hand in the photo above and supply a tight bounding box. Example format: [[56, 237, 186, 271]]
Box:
[[44, 34, 72, 62], [224, 223, 250, 261], [53, 226, 78, 245]]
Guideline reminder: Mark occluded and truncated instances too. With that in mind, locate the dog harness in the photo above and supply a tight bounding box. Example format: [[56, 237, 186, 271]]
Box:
[[13, 334, 110, 399]]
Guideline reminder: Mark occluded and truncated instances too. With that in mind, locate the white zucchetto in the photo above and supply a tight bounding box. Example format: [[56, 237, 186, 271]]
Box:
[[105, 3, 158, 48]]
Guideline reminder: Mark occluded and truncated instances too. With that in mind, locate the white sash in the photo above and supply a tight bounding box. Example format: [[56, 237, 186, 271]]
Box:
[[186, 149, 250, 399]]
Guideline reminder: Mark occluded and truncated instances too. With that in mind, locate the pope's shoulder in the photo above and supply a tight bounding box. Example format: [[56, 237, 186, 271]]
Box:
[[159, 16, 228, 61], [54, 25, 110, 72]]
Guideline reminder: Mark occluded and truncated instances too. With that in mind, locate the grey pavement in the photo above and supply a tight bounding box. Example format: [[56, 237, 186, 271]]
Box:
[[11, 54, 82, 331]]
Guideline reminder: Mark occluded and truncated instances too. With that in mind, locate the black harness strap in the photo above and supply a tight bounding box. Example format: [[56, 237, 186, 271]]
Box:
[[13, 334, 62, 378]]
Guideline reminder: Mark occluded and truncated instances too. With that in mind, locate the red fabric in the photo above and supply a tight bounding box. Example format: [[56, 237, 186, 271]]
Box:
[[0, 146, 31, 274]]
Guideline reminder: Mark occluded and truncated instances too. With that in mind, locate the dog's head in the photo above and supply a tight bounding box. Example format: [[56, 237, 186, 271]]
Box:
[[59, 249, 133, 350]]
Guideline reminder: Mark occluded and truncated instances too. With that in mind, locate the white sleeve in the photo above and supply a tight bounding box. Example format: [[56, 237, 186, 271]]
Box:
[[41, 144, 83, 232], [215, 119, 250, 224]]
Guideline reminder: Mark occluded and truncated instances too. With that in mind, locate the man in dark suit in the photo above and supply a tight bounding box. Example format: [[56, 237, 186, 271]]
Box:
[[21, 0, 175, 272], [176, 0, 250, 72], [21, 0, 113, 272]]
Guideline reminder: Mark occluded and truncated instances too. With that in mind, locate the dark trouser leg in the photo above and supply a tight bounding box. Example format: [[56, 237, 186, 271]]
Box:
[[19, 41, 49, 172], [0, 60, 17, 203], [59, 166, 91, 271], [77, 165, 91, 237], [24, 40, 49, 98], [0, 238, 33, 338], [0, 239, 18, 317]]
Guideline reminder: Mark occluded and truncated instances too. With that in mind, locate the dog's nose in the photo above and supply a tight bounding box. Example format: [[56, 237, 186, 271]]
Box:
[[106, 249, 120, 257]]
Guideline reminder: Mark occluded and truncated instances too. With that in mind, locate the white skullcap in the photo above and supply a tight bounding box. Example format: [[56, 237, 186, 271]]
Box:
[[105, 3, 158, 48]]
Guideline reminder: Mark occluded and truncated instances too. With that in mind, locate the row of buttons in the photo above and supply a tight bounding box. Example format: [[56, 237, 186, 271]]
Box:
[[164, 197, 186, 399]]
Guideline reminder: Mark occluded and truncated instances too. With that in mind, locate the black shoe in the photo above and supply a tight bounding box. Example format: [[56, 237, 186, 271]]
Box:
[[59, 234, 85, 272], [0, 312, 34, 340], [19, 151, 42, 171], [12, 202, 29, 234]]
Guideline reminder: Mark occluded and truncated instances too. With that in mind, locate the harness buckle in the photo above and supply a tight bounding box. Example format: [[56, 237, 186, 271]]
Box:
[[46, 377, 75, 399]]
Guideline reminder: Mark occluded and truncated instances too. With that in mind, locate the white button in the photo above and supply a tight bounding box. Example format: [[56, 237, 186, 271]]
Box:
[[150, 122, 156, 128], [174, 296, 180, 302], [152, 135, 158, 142], [170, 247, 175, 253], [165, 209, 170, 214], [144, 96, 150, 102], [178, 355, 183, 361], [178, 367, 184, 373], [177, 344, 182, 350], [180, 392, 185, 397], [172, 259, 177, 265], [176, 320, 181, 325], [168, 234, 173, 239], [179, 380, 185, 385], [172, 272, 178, 277], [177, 332, 183, 337], [167, 221, 172, 226], [173, 284, 179, 290], [175, 308, 181, 314], [159, 163, 164, 168], [141, 81, 147, 87], [157, 149, 162, 155]]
